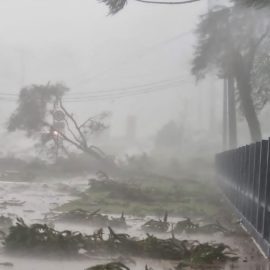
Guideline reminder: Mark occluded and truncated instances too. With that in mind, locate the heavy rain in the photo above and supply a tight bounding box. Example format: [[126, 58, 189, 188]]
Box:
[[0, 0, 269, 270]]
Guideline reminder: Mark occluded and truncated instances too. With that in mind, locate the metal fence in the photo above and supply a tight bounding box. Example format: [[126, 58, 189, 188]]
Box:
[[216, 139, 270, 257]]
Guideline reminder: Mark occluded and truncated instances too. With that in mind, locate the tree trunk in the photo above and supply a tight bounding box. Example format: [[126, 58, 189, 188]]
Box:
[[227, 76, 237, 148], [233, 51, 262, 142]]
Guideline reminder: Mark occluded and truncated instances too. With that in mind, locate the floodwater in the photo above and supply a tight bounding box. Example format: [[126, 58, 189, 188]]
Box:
[[0, 177, 269, 270]]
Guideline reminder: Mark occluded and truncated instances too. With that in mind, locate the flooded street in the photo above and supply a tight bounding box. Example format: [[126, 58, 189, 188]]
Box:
[[0, 178, 88, 223], [0, 177, 179, 270], [0, 178, 268, 270], [0, 0, 269, 269]]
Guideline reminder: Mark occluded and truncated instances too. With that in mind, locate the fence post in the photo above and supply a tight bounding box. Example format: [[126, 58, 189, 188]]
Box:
[[242, 145, 250, 217], [248, 143, 256, 222], [237, 147, 245, 211], [256, 140, 268, 233], [217, 138, 270, 257], [240, 146, 248, 214]]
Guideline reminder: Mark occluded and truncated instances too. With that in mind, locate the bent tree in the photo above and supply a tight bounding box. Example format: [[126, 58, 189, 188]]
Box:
[[7, 83, 110, 162], [192, 4, 270, 142]]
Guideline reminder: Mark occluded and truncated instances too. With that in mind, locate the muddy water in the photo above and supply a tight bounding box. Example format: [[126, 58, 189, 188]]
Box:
[[0, 178, 269, 270]]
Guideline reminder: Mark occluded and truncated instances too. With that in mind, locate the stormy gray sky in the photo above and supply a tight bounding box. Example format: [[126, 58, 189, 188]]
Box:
[[0, 0, 222, 150]]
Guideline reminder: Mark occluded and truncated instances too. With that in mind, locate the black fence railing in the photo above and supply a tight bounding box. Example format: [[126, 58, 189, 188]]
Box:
[[216, 138, 270, 257]]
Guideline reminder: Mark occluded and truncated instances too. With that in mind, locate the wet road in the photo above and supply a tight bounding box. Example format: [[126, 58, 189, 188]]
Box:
[[0, 178, 268, 270]]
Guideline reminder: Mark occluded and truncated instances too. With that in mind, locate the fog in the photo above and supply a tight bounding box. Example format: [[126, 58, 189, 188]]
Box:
[[0, 0, 269, 269], [0, 0, 225, 157]]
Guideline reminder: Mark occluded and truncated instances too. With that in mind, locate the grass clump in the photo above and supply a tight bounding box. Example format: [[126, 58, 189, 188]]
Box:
[[60, 176, 224, 217]]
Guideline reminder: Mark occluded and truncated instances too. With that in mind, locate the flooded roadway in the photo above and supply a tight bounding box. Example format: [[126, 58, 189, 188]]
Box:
[[0, 177, 268, 270]]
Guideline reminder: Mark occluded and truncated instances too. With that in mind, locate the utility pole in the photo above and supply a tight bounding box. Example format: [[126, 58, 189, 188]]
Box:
[[208, 0, 236, 150], [223, 79, 228, 150]]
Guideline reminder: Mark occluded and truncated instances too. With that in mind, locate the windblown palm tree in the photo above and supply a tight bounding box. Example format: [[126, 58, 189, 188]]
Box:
[[237, 0, 269, 8]]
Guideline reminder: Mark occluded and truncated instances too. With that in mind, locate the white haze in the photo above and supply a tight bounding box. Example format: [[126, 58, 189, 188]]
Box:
[[0, 0, 227, 155]]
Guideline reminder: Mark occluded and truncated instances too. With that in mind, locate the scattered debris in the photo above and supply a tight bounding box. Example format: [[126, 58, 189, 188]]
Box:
[[174, 218, 199, 234], [177, 242, 238, 269], [109, 212, 128, 229], [3, 217, 238, 267], [112, 256, 136, 265], [141, 212, 169, 233], [194, 222, 229, 235], [85, 262, 129, 270], [55, 209, 128, 228], [4, 218, 95, 256], [174, 218, 229, 235]]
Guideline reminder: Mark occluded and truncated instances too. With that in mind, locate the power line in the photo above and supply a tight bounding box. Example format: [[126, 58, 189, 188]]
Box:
[[0, 81, 182, 103], [64, 83, 180, 101], [63, 83, 182, 103], [67, 77, 184, 97], [0, 76, 189, 99], [64, 78, 187, 101]]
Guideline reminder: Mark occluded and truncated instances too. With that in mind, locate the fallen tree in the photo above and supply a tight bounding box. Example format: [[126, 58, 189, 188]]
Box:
[[3, 218, 239, 266], [7, 83, 113, 166]]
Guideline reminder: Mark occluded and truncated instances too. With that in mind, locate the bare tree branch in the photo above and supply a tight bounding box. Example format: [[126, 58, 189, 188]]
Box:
[[248, 26, 270, 70], [64, 118, 82, 145], [43, 121, 105, 161], [59, 99, 88, 148]]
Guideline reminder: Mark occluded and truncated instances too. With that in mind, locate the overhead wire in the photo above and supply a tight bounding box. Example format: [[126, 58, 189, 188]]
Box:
[[63, 78, 187, 101], [63, 83, 183, 103], [66, 77, 184, 97], [0, 77, 190, 103], [0, 29, 194, 103]]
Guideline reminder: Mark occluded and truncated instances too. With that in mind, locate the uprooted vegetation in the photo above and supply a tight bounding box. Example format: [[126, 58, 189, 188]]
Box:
[[173, 218, 230, 235], [53, 208, 128, 228], [3, 218, 238, 267], [141, 212, 169, 233], [86, 263, 157, 270], [60, 175, 224, 217], [140, 214, 232, 236], [86, 262, 130, 270], [53, 207, 231, 236]]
